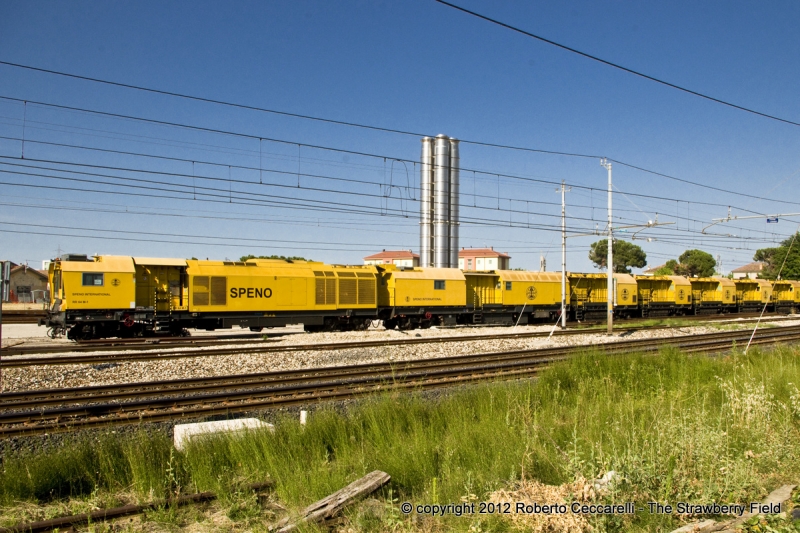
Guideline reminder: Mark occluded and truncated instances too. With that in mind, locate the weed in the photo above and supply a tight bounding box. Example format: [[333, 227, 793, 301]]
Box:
[[2, 345, 799, 532]]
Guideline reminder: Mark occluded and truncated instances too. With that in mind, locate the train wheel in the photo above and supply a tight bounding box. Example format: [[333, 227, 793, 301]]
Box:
[[383, 319, 398, 330], [249, 327, 263, 332], [398, 317, 414, 330]]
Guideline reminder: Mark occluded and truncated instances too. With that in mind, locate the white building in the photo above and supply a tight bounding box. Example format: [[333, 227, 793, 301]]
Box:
[[458, 248, 511, 271]]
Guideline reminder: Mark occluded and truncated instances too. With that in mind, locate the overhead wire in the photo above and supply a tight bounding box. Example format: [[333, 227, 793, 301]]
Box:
[[0, 59, 797, 205], [0, 98, 784, 212], [432, 0, 800, 128]]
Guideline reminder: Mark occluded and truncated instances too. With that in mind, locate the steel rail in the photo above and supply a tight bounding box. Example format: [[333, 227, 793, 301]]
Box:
[[5, 322, 800, 408], [3, 315, 796, 367], [2, 325, 800, 438], [3, 312, 790, 358]]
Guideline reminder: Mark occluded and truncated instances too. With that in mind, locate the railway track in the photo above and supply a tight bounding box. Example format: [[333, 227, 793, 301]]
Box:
[[3, 312, 789, 357], [0, 310, 46, 324], [2, 315, 796, 368], [2, 324, 799, 439]]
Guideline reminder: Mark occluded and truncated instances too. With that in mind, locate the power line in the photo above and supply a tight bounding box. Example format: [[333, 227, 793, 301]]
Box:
[[1, 61, 797, 204], [0, 221, 396, 249], [0, 136, 754, 223], [3, 156, 783, 237], [1, 95, 790, 212], [0, 159, 606, 225], [0, 59, 598, 159], [433, 0, 800, 128]]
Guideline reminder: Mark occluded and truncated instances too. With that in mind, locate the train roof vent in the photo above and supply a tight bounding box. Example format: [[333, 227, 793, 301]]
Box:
[[61, 254, 90, 262]]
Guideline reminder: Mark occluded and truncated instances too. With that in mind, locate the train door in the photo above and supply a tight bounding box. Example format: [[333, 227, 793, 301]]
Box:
[[134, 262, 187, 311]]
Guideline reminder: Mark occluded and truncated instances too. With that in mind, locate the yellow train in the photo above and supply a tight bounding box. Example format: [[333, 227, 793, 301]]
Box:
[[41, 254, 798, 340]]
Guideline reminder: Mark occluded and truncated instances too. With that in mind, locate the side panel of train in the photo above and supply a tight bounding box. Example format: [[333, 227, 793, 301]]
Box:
[[46, 256, 140, 340], [186, 260, 378, 332], [634, 275, 692, 317], [733, 278, 771, 312], [689, 277, 737, 313], [377, 266, 466, 329], [771, 280, 800, 314], [568, 273, 638, 320], [463, 270, 565, 325]]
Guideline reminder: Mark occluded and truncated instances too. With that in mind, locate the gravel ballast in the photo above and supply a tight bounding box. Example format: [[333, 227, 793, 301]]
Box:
[[3, 318, 798, 393]]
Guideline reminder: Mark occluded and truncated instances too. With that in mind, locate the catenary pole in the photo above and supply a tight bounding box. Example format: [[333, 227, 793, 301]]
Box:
[[601, 159, 613, 335], [558, 180, 570, 329]]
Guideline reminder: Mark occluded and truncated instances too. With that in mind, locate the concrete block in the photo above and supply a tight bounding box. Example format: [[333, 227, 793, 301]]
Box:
[[174, 418, 274, 451]]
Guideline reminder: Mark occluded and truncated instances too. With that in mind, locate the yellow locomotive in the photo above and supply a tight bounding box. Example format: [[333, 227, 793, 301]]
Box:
[[46, 255, 379, 340]]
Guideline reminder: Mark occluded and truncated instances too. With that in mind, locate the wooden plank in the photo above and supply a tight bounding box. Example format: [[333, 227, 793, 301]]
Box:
[[0, 481, 273, 533], [275, 471, 390, 533]]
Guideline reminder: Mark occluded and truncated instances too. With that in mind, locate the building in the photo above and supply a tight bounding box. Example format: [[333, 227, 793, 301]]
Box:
[[730, 261, 766, 280], [9, 264, 49, 303], [458, 248, 511, 271], [363, 250, 420, 268], [640, 264, 666, 276]]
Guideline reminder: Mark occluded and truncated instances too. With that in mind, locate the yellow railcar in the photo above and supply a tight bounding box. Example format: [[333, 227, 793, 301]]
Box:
[[46, 255, 139, 339], [568, 273, 637, 320], [377, 265, 466, 329], [497, 270, 564, 309], [771, 280, 800, 314], [461, 270, 565, 324], [689, 277, 737, 313], [635, 275, 692, 316], [734, 278, 772, 311], [187, 259, 378, 331]]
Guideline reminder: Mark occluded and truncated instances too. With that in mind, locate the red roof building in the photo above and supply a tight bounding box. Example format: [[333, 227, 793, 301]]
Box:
[[363, 250, 419, 267], [458, 248, 511, 271], [730, 261, 765, 280]]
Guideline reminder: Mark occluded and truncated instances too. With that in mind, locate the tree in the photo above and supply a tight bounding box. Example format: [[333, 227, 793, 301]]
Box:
[[675, 249, 716, 277], [588, 240, 647, 273], [654, 259, 678, 276], [754, 232, 800, 280], [240, 254, 311, 262]]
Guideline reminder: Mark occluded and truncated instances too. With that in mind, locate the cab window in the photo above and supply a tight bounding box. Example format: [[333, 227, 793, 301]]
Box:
[[82, 273, 104, 286], [434, 280, 445, 290], [505, 282, 512, 291]]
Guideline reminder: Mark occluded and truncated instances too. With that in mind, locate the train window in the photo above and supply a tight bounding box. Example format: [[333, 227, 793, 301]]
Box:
[[505, 282, 512, 291], [82, 273, 104, 286], [434, 280, 445, 290]]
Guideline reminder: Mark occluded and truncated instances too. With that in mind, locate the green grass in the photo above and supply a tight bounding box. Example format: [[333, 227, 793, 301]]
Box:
[[2, 345, 800, 532], [629, 317, 698, 328]]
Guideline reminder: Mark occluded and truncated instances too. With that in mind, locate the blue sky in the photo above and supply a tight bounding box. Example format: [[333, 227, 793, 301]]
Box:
[[1, 0, 799, 273]]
